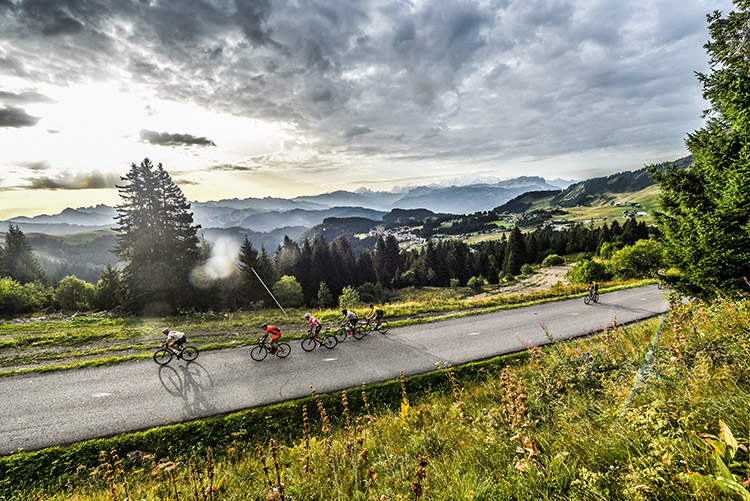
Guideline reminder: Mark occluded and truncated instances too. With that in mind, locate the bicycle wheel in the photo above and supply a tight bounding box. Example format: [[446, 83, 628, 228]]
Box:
[[593, 293, 599, 303], [275, 343, 291, 358], [250, 344, 268, 361], [376, 321, 390, 334], [353, 326, 366, 340], [301, 337, 317, 352], [181, 346, 199, 362], [334, 327, 348, 343], [153, 348, 172, 365], [584, 293, 591, 305], [323, 334, 337, 349]]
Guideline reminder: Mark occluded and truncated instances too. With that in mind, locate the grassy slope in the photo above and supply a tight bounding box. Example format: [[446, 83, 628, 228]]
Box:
[[9, 293, 750, 500]]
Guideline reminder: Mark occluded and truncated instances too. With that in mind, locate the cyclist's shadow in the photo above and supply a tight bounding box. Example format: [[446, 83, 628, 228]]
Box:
[[157, 362, 216, 418]]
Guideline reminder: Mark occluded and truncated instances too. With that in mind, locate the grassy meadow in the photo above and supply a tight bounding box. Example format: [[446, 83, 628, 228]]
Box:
[[4, 291, 750, 499]]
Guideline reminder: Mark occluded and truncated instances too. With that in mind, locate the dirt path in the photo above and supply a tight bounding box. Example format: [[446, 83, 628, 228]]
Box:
[[468, 265, 572, 300]]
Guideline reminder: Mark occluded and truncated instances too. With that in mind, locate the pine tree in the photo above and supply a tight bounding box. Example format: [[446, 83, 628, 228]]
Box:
[[2, 223, 48, 285], [93, 264, 123, 310], [256, 246, 278, 305], [649, 4, 750, 297], [113, 159, 201, 314], [503, 226, 526, 276], [332, 236, 357, 287], [237, 235, 259, 302], [275, 235, 301, 276]]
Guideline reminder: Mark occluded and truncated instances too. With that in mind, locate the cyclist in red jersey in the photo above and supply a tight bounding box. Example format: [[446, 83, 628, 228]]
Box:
[[261, 323, 282, 354]]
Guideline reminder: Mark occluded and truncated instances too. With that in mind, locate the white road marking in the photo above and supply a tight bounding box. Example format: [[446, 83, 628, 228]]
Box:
[[323, 358, 338, 362], [92, 393, 112, 398], [571, 312, 579, 316], [467, 332, 480, 336]]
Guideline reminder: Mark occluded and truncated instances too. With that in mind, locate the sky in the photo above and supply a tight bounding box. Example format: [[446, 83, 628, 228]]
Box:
[[0, 0, 735, 219]]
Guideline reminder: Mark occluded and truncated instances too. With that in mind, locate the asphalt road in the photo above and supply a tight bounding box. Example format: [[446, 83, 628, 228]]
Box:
[[0, 285, 670, 455]]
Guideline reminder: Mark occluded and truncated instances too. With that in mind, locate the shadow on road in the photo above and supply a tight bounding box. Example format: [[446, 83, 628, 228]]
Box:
[[158, 362, 216, 418]]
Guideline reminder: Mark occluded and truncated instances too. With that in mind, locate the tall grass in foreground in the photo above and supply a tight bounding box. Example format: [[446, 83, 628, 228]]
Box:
[[16, 294, 750, 500]]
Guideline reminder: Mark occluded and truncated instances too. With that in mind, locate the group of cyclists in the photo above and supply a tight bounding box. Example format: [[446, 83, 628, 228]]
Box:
[[161, 303, 386, 357]]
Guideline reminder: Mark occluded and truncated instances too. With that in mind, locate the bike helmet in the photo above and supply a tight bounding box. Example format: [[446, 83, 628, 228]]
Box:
[[369, 303, 374, 308], [261, 323, 268, 329], [162, 328, 169, 334], [341, 308, 347, 314], [304, 313, 310, 319]]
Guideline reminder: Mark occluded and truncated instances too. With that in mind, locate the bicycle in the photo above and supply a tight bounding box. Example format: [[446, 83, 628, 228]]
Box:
[[362, 318, 390, 334], [332, 324, 365, 342], [153, 342, 199, 365], [583, 289, 599, 305], [301, 330, 338, 352], [250, 333, 291, 361]]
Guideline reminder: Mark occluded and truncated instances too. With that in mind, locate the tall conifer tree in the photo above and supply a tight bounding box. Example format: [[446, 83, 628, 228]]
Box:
[[650, 3, 750, 297], [114, 159, 200, 314], [2, 223, 47, 285]]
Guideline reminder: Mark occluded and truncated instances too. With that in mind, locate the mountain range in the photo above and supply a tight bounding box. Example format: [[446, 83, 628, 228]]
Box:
[[2, 176, 565, 236]]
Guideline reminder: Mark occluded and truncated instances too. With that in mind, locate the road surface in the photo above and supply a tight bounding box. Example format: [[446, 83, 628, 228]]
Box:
[[0, 285, 669, 455]]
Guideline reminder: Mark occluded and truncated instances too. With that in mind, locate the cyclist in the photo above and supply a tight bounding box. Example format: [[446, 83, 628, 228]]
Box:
[[365, 303, 384, 329], [339, 308, 358, 337], [162, 328, 186, 358], [304, 312, 322, 340], [261, 323, 282, 354]]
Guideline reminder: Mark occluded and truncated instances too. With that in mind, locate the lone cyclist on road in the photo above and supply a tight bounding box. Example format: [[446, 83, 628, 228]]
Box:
[[339, 308, 358, 337], [261, 323, 282, 354]]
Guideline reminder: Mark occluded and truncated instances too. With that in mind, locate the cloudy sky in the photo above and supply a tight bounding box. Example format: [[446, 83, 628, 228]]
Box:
[[0, 0, 733, 218]]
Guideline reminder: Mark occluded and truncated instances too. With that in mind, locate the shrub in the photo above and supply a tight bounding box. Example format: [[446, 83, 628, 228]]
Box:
[[55, 276, 95, 312], [271, 275, 304, 308], [520, 263, 534, 276], [610, 239, 665, 279], [0, 277, 50, 315], [316, 281, 334, 307], [449, 278, 460, 288], [542, 254, 565, 266], [467, 276, 484, 293], [338, 285, 360, 310], [566, 258, 612, 284], [357, 282, 384, 304]]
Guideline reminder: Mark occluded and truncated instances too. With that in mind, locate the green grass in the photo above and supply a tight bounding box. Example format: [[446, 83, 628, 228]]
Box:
[[6, 292, 750, 499]]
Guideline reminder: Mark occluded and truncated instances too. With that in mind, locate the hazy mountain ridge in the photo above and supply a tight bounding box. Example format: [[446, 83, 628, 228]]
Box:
[[1, 176, 565, 234]]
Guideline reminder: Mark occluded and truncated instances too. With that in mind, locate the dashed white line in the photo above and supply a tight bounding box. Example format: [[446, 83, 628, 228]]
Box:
[[92, 393, 112, 398], [467, 332, 480, 336], [323, 358, 338, 362]]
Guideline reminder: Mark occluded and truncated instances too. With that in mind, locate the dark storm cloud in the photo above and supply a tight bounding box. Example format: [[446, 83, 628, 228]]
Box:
[[140, 130, 217, 147], [343, 126, 373, 138], [24, 170, 119, 190], [0, 0, 733, 170], [0, 90, 55, 104], [0, 105, 40, 128]]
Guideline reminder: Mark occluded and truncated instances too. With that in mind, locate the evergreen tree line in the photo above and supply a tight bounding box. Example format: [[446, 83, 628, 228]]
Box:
[[224, 217, 651, 309]]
